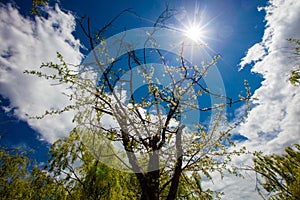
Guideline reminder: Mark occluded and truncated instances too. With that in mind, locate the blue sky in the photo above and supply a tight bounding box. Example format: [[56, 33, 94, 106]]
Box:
[[0, 0, 300, 199]]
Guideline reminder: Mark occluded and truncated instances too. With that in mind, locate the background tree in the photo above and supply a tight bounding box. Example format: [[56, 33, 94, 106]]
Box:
[[0, 145, 66, 199], [253, 144, 300, 200], [45, 129, 141, 200], [25, 8, 250, 200], [0, 132, 141, 199]]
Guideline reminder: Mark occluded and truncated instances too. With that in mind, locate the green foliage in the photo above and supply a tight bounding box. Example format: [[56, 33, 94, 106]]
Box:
[[31, 0, 48, 15], [253, 144, 300, 200], [0, 131, 141, 200], [290, 68, 300, 85], [0, 146, 66, 200], [46, 129, 141, 199]]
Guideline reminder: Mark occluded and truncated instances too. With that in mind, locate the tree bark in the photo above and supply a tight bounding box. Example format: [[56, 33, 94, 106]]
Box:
[[139, 151, 160, 200], [166, 125, 184, 200]]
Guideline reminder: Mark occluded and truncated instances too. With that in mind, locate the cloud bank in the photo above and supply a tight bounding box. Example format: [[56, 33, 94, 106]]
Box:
[[205, 0, 300, 199], [238, 0, 300, 153], [0, 3, 82, 142]]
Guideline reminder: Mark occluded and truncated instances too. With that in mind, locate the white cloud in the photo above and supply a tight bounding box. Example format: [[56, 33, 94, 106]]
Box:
[[239, 43, 266, 70], [238, 0, 300, 153], [0, 3, 82, 143], [207, 0, 300, 199]]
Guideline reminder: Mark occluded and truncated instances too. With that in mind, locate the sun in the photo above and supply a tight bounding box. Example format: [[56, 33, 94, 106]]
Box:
[[184, 25, 203, 43]]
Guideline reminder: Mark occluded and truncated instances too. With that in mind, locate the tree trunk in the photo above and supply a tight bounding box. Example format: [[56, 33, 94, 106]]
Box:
[[166, 125, 184, 200], [139, 151, 160, 200], [122, 130, 160, 200]]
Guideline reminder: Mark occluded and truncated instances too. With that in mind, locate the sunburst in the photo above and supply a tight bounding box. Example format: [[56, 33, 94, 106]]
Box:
[[184, 24, 203, 43]]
